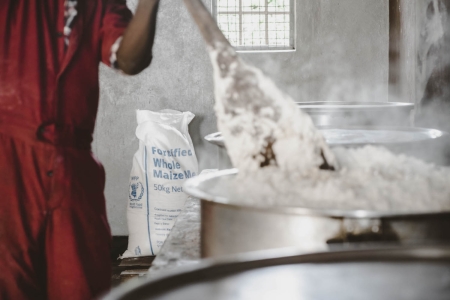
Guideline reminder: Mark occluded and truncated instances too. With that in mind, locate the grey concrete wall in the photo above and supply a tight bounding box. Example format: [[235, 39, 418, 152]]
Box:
[[242, 0, 389, 103], [94, 0, 389, 235]]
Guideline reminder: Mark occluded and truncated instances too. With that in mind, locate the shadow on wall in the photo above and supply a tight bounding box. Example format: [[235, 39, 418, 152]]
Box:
[[416, 0, 450, 132], [189, 114, 204, 154]]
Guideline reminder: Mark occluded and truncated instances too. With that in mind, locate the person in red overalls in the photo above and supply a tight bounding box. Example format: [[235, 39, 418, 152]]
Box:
[[0, 1, 160, 299]]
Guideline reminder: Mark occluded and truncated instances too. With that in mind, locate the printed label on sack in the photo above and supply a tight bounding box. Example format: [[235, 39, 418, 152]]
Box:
[[128, 146, 196, 253], [150, 146, 196, 184]]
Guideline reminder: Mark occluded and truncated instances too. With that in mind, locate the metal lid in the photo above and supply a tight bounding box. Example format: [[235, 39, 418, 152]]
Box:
[[296, 101, 414, 112], [205, 126, 447, 148], [104, 246, 450, 300], [322, 126, 445, 145]]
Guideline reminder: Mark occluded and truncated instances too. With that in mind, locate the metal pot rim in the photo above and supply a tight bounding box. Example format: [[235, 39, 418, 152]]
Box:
[[204, 131, 224, 147], [102, 245, 450, 300], [296, 101, 415, 112], [204, 126, 448, 148], [183, 168, 450, 219]]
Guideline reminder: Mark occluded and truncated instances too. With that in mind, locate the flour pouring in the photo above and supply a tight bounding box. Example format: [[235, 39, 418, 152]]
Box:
[[183, 0, 337, 174]]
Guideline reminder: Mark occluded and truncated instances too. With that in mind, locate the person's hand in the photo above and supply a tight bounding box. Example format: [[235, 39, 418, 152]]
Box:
[[117, 0, 160, 75]]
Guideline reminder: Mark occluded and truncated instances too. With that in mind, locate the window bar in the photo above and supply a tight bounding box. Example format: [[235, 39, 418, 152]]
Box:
[[219, 11, 288, 15], [265, 0, 269, 45], [290, 0, 295, 49], [239, 0, 243, 46], [215, 0, 293, 50]]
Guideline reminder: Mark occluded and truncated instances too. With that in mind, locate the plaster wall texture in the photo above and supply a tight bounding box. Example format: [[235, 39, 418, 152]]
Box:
[[93, 0, 389, 235]]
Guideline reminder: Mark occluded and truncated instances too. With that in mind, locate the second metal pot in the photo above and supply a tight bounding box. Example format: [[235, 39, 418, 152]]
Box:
[[184, 169, 450, 258], [205, 126, 450, 168], [296, 101, 414, 127]]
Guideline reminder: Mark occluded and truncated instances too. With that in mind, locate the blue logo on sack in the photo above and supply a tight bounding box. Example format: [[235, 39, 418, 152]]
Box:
[[129, 182, 144, 201], [135, 246, 142, 256]]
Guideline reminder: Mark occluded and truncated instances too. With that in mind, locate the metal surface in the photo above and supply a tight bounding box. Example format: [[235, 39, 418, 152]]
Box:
[[205, 126, 446, 148], [321, 126, 445, 145], [148, 197, 201, 277], [184, 169, 450, 257], [203, 102, 414, 131], [103, 246, 450, 300], [297, 101, 414, 127], [205, 126, 450, 168], [204, 132, 225, 147]]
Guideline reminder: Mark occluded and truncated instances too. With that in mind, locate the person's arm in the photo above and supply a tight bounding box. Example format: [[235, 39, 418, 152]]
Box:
[[116, 0, 160, 75]]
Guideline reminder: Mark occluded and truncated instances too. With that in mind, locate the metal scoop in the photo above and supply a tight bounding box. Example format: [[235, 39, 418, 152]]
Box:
[[183, 0, 337, 172]]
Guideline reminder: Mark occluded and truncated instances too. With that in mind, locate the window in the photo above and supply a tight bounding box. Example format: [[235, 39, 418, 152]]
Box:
[[213, 0, 295, 51]]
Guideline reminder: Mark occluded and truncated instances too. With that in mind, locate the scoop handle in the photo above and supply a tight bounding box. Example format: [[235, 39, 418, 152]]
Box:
[[182, 0, 231, 49]]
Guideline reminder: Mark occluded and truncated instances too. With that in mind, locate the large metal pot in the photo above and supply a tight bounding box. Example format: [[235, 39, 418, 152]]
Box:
[[205, 101, 418, 169], [184, 169, 450, 258], [103, 246, 450, 300], [206, 126, 450, 168], [296, 101, 414, 127]]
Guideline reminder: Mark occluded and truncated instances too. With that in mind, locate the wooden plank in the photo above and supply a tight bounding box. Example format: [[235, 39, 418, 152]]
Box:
[[120, 269, 149, 283], [119, 256, 155, 267]]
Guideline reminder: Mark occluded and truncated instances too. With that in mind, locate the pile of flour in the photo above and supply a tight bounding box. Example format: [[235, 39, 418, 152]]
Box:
[[232, 146, 450, 212]]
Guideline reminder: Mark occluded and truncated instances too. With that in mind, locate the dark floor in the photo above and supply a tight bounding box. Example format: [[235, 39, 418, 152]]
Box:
[[111, 236, 155, 287], [111, 236, 128, 287]]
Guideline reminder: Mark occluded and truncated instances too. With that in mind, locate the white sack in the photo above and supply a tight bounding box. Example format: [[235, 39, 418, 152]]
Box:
[[122, 109, 198, 257]]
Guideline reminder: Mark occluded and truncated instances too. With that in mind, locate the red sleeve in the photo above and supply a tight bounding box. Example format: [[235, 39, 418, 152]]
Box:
[[100, 0, 133, 68]]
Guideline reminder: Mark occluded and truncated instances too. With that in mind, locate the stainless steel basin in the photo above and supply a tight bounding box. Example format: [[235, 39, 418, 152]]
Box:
[[206, 126, 450, 168], [184, 169, 450, 258], [296, 101, 414, 127]]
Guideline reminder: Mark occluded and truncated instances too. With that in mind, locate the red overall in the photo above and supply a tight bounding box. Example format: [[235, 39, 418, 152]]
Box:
[[0, 1, 132, 299]]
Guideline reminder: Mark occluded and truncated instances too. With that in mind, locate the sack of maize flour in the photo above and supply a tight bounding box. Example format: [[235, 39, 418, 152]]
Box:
[[122, 109, 198, 257]]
